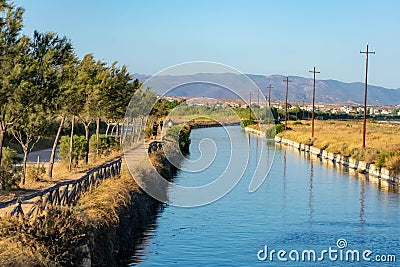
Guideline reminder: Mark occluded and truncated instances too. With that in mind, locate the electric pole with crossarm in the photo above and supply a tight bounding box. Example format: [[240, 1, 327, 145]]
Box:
[[360, 43, 375, 148], [267, 84, 274, 108], [309, 66, 320, 138], [283, 76, 292, 130], [248, 92, 254, 120]]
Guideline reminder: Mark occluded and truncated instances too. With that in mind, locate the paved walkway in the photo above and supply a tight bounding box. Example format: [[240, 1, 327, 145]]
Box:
[[18, 148, 60, 164], [0, 136, 157, 217]]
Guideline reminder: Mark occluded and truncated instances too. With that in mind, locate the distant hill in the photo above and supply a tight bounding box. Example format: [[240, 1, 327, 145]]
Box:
[[131, 73, 400, 105]]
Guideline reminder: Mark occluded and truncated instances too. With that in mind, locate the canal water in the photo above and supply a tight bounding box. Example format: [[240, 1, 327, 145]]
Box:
[[129, 126, 400, 266]]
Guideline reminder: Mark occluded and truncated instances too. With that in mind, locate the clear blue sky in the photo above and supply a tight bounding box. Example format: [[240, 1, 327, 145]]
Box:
[[15, 0, 400, 88]]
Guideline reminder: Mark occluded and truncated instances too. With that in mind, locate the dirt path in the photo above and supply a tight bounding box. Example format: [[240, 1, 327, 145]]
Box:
[[0, 136, 158, 217]]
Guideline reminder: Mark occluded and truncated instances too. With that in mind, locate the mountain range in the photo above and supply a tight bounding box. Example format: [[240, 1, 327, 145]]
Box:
[[131, 73, 400, 106]]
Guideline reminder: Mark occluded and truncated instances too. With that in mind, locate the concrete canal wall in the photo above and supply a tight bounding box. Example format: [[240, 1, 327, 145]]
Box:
[[244, 127, 264, 137], [275, 136, 400, 186], [243, 126, 399, 186]]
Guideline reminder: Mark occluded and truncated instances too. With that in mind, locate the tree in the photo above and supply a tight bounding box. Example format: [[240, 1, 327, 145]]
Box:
[[28, 30, 78, 178], [124, 88, 157, 143], [9, 107, 50, 184], [0, 1, 27, 180], [75, 54, 104, 164], [101, 63, 140, 141]]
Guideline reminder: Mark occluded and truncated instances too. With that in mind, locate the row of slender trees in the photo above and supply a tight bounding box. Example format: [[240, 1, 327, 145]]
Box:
[[0, 0, 147, 187]]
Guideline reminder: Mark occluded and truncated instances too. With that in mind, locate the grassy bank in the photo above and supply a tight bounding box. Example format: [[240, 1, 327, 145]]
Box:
[[0, 148, 177, 266], [278, 120, 400, 174]]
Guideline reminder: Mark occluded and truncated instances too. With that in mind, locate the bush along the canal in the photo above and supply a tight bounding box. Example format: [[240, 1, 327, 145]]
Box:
[[240, 119, 256, 128], [266, 123, 286, 138], [166, 124, 191, 155], [0, 145, 180, 266]]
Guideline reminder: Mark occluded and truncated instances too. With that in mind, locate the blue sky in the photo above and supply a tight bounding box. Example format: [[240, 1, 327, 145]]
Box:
[[15, 0, 400, 88]]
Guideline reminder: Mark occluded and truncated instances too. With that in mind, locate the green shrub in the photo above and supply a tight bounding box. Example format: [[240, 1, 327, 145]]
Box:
[[375, 151, 400, 169], [89, 134, 120, 157], [1, 147, 21, 172], [266, 123, 286, 138], [351, 148, 365, 161], [376, 152, 393, 169], [0, 147, 22, 190], [240, 119, 256, 128], [293, 119, 302, 125], [58, 135, 88, 167], [166, 124, 191, 154], [26, 165, 46, 182]]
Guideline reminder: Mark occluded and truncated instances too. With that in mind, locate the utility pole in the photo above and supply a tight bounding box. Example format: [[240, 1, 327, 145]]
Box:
[[309, 66, 320, 138], [257, 89, 260, 121], [283, 76, 292, 130], [267, 84, 274, 108], [266, 84, 274, 124], [360, 43, 375, 148], [248, 92, 253, 120]]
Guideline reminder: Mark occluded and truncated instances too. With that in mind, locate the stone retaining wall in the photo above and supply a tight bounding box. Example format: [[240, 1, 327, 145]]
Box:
[[244, 127, 264, 137], [274, 136, 399, 185]]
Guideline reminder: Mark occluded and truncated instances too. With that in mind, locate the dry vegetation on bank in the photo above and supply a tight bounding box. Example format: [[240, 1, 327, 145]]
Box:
[[277, 120, 400, 174], [0, 151, 167, 266]]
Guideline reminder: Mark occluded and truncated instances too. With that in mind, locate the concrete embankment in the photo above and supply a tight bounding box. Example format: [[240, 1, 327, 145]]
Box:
[[244, 127, 264, 137], [243, 126, 399, 186], [275, 136, 400, 186]]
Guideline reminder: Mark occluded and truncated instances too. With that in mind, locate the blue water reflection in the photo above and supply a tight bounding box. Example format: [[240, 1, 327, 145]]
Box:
[[129, 126, 400, 266]]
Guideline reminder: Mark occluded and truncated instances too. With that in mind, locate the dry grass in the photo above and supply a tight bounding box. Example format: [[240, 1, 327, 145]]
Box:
[[0, 157, 158, 266], [247, 123, 267, 131], [278, 120, 400, 170], [0, 131, 179, 265], [77, 161, 140, 227], [50, 150, 124, 182], [0, 207, 88, 266]]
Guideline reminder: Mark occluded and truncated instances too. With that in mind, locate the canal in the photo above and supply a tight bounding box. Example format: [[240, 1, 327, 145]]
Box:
[[128, 126, 400, 266]]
